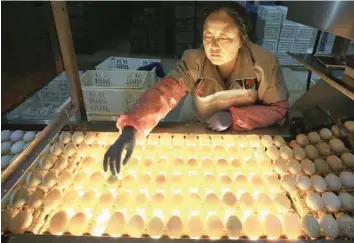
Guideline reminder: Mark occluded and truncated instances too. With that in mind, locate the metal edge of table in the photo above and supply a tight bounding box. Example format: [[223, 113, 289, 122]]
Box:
[[287, 52, 354, 100]]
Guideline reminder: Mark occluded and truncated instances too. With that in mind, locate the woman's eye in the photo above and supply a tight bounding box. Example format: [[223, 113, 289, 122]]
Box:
[[204, 35, 212, 40], [219, 37, 231, 41]]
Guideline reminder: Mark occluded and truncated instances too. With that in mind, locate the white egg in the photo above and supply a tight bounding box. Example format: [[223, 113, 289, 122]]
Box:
[[308, 132, 321, 144], [239, 193, 254, 209], [10, 130, 24, 142], [266, 146, 279, 160], [322, 192, 342, 213], [147, 216, 164, 237], [311, 175, 327, 193], [281, 213, 301, 239], [338, 192, 354, 211], [336, 213, 354, 238], [318, 213, 339, 238], [305, 191, 324, 211], [23, 131, 36, 142], [260, 135, 273, 148], [206, 215, 224, 238], [301, 159, 315, 175], [325, 174, 342, 191], [77, 142, 89, 157], [263, 214, 283, 238], [274, 193, 291, 211], [339, 171, 354, 188], [84, 132, 96, 145], [225, 216, 242, 238], [279, 145, 293, 160], [248, 134, 261, 147], [10, 141, 26, 154], [1, 155, 13, 169], [273, 157, 288, 175], [244, 215, 263, 237], [326, 155, 344, 171], [72, 131, 84, 145], [273, 135, 286, 148], [304, 144, 319, 160], [314, 158, 329, 175], [302, 215, 320, 238], [296, 175, 312, 191], [331, 125, 341, 137], [96, 133, 109, 145], [256, 193, 273, 210], [64, 142, 77, 157], [293, 146, 306, 161], [287, 159, 302, 175], [317, 142, 331, 157], [1, 130, 11, 142], [166, 216, 183, 238], [187, 216, 204, 238], [281, 174, 296, 191], [1, 141, 12, 155], [319, 128, 332, 141], [50, 142, 64, 156], [329, 138, 345, 154], [341, 152, 354, 168], [296, 134, 309, 147], [59, 132, 71, 144], [344, 120, 354, 133]]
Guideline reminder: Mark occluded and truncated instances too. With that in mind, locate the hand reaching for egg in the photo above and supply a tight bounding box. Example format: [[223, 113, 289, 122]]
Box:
[[103, 126, 137, 176]]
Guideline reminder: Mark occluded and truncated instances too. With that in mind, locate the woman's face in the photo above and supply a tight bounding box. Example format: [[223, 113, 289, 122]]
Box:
[[203, 10, 242, 66]]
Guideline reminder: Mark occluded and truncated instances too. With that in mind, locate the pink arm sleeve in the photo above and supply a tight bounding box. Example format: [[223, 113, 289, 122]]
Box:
[[116, 77, 187, 137], [229, 100, 288, 131]]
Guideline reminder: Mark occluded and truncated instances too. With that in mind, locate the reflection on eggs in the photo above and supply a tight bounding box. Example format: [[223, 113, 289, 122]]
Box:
[[127, 215, 145, 237], [281, 213, 301, 239], [187, 216, 204, 238], [244, 215, 263, 237], [264, 214, 282, 238], [207, 215, 224, 238], [106, 212, 125, 236], [68, 212, 87, 235], [166, 216, 183, 238], [50, 211, 69, 234], [148, 217, 163, 237]]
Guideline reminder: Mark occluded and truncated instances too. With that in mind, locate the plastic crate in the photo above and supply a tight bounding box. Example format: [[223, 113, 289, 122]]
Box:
[[260, 25, 281, 39], [82, 87, 145, 115], [277, 39, 294, 52], [259, 39, 278, 52], [95, 56, 161, 71], [292, 40, 313, 53], [257, 6, 285, 25], [279, 25, 297, 40], [295, 25, 315, 40], [81, 69, 156, 90]]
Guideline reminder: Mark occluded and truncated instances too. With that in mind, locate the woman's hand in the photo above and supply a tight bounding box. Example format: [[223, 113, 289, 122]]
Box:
[[103, 126, 137, 177], [206, 111, 232, 131]]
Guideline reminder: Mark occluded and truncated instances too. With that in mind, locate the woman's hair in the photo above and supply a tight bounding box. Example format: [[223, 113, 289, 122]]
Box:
[[201, 2, 252, 43]]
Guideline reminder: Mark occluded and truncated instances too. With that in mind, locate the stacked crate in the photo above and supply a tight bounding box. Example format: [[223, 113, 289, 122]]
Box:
[[316, 32, 336, 55], [174, 4, 196, 57]]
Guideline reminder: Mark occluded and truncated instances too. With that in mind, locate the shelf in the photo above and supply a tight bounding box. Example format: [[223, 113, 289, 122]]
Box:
[[287, 52, 354, 100]]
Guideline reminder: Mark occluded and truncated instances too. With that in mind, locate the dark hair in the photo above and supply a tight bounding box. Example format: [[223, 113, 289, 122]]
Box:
[[201, 2, 251, 43]]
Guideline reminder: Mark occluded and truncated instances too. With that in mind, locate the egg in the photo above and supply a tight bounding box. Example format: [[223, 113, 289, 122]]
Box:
[[96, 133, 109, 145], [319, 213, 339, 238], [49, 211, 69, 234], [317, 142, 331, 157], [68, 212, 88, 235], [338, 192, 354, 211], [26, 170, 45, 186], [50, 142, 64, 156], [287, 159, 301, 175], [9, 209, 32, 233], [127, 215, 145, 237], [10, 187, 30, 207], [23, 131, 36, 142], [1, 208, 17, 232], [100, 190, 114, 208], [84, 132, 96, 145], [274, 193, 291, 211], [1, 141, 12, 155], [239, 193, 254, 209], [207, 215, 224, 238], [73, 171, 89, 188], [322, 192, 341, 213], [266, 174, 281, 191], [326, 155, 344, 171], [46, 187, 63, 208], [1, 155, 12, 169], [319, 128, 332, 141], [244, 215, 263, 237], [71, 131, 84, 145], [281, 213, 301, 239], [147, 216, 163, 237], [222, 191, 237, 208], [273, 157, 288, 175], [27, 189, 45, 208], [336, 213, 354, 238], [266, 146, 279, 160], [344, 120, 354, 133], [302, 215, 320, 238], [59, 132, 72, 144], [341, 152, 354, 168], [305, 191, 324, 211], [263, 214, 282, 238], [310, 175, 327, 193], [53, 157, 68, 172], [279, 145, 293, 160], [273, 135, 286, 148], [225, 216, 242, 238], [42, 171, 58, 188], [64, 142, 77, 157], [90, 172, 105, 188], [10, 130, 24, 142], [281, 174, 296, 191], [331, 125, 341, 137], [260, 135, 273, 148], [329, 138, 345, 154], [301, 159, 316, 175], [293, 146, 306, 161], [296, 134, 309, 147], [205, 193, 219, 208], [106, 211, 125, 236], [1, 130, 11, 142], [115, 190, 130, 207], [314, 158, 329, 175], [296, 175, 312, 191], [82, 190, 98, 207], [304, 144, 319, 160], [10, 141, 26, 154], [57, 170, 73, 188], [339, 171, 354, 188], [166, 216, 183, 238], [325, 174, 342, 191]]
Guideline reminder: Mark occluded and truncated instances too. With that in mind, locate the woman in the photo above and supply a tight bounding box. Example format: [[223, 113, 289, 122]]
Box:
[[103, 5, 289, 176]]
